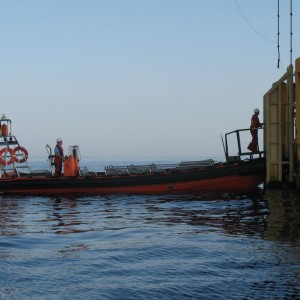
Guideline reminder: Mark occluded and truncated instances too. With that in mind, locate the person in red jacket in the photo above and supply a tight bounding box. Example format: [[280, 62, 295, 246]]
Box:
[[247, 108, 263, 152]]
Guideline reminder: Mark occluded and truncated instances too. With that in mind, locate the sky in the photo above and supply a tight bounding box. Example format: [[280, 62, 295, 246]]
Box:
[[0, 0, 299, 162]]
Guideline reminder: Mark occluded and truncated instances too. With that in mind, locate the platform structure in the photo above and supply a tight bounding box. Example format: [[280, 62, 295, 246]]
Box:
[[263, 65, 294, 185], [263, 57, 300, 186]]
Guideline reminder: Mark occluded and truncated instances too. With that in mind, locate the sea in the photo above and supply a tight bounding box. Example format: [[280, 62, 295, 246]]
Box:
[[0, 158, 300, 300]]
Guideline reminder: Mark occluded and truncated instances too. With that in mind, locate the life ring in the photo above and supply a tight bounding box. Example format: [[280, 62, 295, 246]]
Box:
[[13, 147, 29, 163], [0, 148, 14, 165]]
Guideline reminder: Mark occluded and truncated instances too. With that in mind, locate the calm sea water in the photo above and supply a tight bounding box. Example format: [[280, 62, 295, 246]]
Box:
[[0, 160, 300, 300]]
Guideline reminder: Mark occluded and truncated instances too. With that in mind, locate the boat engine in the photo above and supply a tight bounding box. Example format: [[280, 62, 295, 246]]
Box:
[[64, 145, 80, 177]]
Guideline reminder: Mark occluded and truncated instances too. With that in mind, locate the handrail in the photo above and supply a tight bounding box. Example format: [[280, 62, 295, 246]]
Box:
[[224, 127, 264, 162]]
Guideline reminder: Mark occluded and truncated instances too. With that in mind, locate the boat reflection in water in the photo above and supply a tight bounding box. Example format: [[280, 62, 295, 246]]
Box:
[[139, 189, 269, 237], [0, 188, 269, 235], [30, 188, 300, 246], [1, 188, 299, 245], [0, 189, 269, 237]]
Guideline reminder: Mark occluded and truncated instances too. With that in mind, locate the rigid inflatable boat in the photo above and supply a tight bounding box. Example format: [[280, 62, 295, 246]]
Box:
[[0, 116, 265, 195]]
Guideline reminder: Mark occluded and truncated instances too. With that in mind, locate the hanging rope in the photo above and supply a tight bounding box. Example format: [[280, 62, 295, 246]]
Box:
[[290, 0, 293, 65], [277, 0, 280, 69], [233, 0, 275, 44]]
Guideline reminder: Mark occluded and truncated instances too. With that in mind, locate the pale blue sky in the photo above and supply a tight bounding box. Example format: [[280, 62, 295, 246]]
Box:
[[0, 0, 299, 160]]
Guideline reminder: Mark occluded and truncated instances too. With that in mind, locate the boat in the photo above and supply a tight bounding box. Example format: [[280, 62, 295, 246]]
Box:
[[0, 115, 265, 195]]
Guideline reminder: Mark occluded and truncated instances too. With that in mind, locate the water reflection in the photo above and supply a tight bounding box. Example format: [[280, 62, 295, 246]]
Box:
[[143, 189, 269, 237], [263, 188, 300, 244], [0, 190, 271, 238], [1, 190, 300, 300], [0, 188, 299, 244], [51, 197, 90, 234], [0, 195, 25, 236]]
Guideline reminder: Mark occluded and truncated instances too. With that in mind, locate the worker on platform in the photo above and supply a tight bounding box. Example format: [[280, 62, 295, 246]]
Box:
[[54, 138, 64, 177], [247, 108, 263, 152]]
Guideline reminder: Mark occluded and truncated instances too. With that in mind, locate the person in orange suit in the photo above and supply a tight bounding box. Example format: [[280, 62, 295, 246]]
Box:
[[247, 108, 263, 152]]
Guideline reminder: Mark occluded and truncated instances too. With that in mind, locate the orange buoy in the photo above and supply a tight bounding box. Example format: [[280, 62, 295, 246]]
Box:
[[13, 147, 28, 163], [0, 148, 14, 165]]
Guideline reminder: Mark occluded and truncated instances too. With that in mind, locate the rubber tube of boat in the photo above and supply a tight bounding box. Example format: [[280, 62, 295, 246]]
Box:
[[64, 155, 79, 177]]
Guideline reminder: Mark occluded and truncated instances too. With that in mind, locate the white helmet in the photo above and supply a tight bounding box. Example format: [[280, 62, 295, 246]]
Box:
[[254, 108, 260, 113], [56, 138, 62, 143]]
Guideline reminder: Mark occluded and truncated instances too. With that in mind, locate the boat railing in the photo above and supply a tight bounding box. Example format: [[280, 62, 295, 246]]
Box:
[[224, 127, 265, 162], [104, 159, 216, 176]]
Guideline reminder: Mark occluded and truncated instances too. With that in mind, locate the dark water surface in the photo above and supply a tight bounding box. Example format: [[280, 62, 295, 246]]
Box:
[[0, 161, 300, 299]]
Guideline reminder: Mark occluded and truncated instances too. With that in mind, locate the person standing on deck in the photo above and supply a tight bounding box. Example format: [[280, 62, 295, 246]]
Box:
[[247, 108, 263, 152], [54, 138, 64, 177]]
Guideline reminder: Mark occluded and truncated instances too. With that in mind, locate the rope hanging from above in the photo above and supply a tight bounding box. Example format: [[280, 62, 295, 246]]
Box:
[[290, 0, 293, 66], [277, 0, 280, 69]]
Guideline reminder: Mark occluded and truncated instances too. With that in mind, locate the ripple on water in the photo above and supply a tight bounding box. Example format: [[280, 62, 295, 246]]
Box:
[[0, 190, 299, 299]]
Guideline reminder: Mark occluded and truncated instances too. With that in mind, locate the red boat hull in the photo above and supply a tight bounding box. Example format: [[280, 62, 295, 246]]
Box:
[[0, 162, 265, 195]]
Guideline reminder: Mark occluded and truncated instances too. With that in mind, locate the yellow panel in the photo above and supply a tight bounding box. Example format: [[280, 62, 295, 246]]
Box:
[[264, 63, 294, 185]]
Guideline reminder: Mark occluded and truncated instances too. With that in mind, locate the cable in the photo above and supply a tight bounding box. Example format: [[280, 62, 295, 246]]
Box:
[[290, 0, 293, 65], [278, 0, 280, 68], [233, 0, 276, 44]]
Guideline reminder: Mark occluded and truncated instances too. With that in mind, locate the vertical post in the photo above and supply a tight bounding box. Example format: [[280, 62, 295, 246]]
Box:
[[295, 58, 300, 188], [288, 63, 295, 182], [224, 133, 229, 162], [236, 131, 242, 156]]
